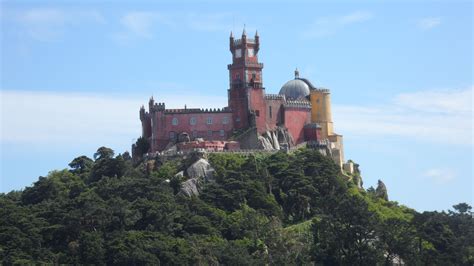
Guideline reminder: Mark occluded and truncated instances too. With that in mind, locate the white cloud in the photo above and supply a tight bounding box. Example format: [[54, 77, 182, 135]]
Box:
[[114, 11, 245, 42], [118, 11, 161, 39], [7, 8, 105, 41], [423, 168, 456, 184], [302, 11, 373, 39], [340, 11, 373, 24], [417, 17, 441, 30], [394, 88, 472, 114], [186, 13, 234, 32], [0, 90, 227, 145], [333, 87, 473, 145]]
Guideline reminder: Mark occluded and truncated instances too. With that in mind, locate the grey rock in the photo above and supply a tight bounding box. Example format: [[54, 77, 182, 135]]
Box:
[[272, 131, 280, 150], [375, 179, 388, 201], [180, 178, 200, 197], [187, 158, 215, 181], [258, 136, 274, 150]]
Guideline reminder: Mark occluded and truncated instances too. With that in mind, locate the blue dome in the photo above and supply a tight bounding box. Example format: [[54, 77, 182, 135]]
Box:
[[279, 79, 310, 100]]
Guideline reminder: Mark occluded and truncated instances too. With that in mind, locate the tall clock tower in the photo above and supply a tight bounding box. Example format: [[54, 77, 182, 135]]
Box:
[[228, 29, 267, 133]]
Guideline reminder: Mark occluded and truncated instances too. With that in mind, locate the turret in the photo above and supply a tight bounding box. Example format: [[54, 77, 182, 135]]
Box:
[[255, 30, 260, 52], [148, 96, 154, 110], [229, 31, 234, 51], [139, 105, 146, 121]]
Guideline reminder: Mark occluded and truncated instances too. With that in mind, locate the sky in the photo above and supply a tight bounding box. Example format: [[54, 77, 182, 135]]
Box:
[[1, 0, 472, 212]]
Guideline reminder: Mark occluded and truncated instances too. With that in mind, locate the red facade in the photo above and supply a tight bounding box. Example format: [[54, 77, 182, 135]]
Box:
[[138, 30, 318, 153], [284, 107, 311, 144]]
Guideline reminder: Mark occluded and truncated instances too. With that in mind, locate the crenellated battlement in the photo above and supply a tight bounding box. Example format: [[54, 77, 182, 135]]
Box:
[[150, 102, 166, 112], [284, 100, 312, 109], [163, 107, 232, 114], [265, 94, 285, 101], [314, 87, 330, 93]]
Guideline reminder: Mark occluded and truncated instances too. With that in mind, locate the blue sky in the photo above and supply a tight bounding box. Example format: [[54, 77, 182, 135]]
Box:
[[1, 0, 472, 211]]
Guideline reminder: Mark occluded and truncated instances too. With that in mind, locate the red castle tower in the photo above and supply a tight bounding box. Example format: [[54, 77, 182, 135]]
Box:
[[228, 29, 267, 134]]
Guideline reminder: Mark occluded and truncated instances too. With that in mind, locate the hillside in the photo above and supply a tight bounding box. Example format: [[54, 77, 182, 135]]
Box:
[[1, 147, 472, 265]]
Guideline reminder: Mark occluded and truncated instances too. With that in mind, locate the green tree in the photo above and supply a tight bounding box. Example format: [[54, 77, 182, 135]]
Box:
[[311, 194, 381, 265], [93, 146, 114, 160], [68, 156, 94, 174]]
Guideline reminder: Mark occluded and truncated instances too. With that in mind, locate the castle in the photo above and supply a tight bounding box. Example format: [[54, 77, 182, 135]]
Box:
[[135, 29, 348, 169]]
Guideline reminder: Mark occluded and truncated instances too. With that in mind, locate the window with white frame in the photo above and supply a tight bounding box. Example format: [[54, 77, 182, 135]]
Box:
[[190, 117, 197, 125], [219, 130, 225, 136], [207, 117, 213, 125], [172, 117, 178, 126], [223, 116, 229, 124]]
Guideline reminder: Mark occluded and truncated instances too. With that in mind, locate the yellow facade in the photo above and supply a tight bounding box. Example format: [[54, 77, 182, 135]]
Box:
[[309, 89, 334, 139]]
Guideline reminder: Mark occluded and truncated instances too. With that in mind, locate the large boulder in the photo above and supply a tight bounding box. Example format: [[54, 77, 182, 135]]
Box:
[[186, 158, 215, 181], [258, 136, 274, 150], [375, 179, 388, 201], [272, 131, 280, 150], [179, 178, 200, 197]]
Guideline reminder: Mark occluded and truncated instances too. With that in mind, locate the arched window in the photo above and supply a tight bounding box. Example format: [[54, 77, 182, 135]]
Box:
[[172, 117, 178, 126], [222, 117, 229, 124], [190, 117, 197, 125]]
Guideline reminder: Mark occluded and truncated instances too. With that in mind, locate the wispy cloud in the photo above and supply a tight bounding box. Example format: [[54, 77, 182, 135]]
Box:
[[0, 90, 227, 145], [333, 86, 473, 145], [114, 11, 244, 43], [115, 11, 175, 41], [301, 11, 373, 39], [5, 8, 105, 41], [417, 17, 441, 30], [423, 168, 456, 184]]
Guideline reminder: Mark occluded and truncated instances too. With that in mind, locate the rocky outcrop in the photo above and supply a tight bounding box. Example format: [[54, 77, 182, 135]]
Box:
[[179, 178, 200, 197], [186, 158, 215, 182], [353, 174, 363, 189], [258, 136, 275, 150], [257, 127, 294, 150], [272, 131, 280, 150], [375, 179, 388, 201]]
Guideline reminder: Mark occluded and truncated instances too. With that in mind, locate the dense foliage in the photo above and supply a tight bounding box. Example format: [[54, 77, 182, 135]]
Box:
[[1, 147, 472, 265]]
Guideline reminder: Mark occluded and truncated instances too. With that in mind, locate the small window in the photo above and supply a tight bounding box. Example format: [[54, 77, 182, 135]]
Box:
[[255, 110, 260, 117], [223, 117, 229, 124], [169, 131, 176, 140], [219, 130, 225, 137], [316, 99, 320, 103], [236, 117, 241, 122], [193, 131, 198, 138], [172, 117, 178, 126], [236, 73, 240, 80], [207, 117, 213, 125], [269, 106, 272, 119], [208, 130, 213, 136], [252, 73, 256, 80], [190, 117, 197, 125]]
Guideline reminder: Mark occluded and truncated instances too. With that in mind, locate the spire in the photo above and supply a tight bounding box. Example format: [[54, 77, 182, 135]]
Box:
[[242, 24, 246, 36], [255, 30, 259, 37], [230, 31, 233, 38], [294, 68, 300, 79]]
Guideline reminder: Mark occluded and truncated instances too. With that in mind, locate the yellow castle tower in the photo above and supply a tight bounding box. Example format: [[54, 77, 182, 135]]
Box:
[[309, 88, 334, 139], [309, 87, 344, 168]]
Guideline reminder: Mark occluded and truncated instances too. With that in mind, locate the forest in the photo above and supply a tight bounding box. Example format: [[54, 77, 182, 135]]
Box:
[[1, 147, 473, 265]]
